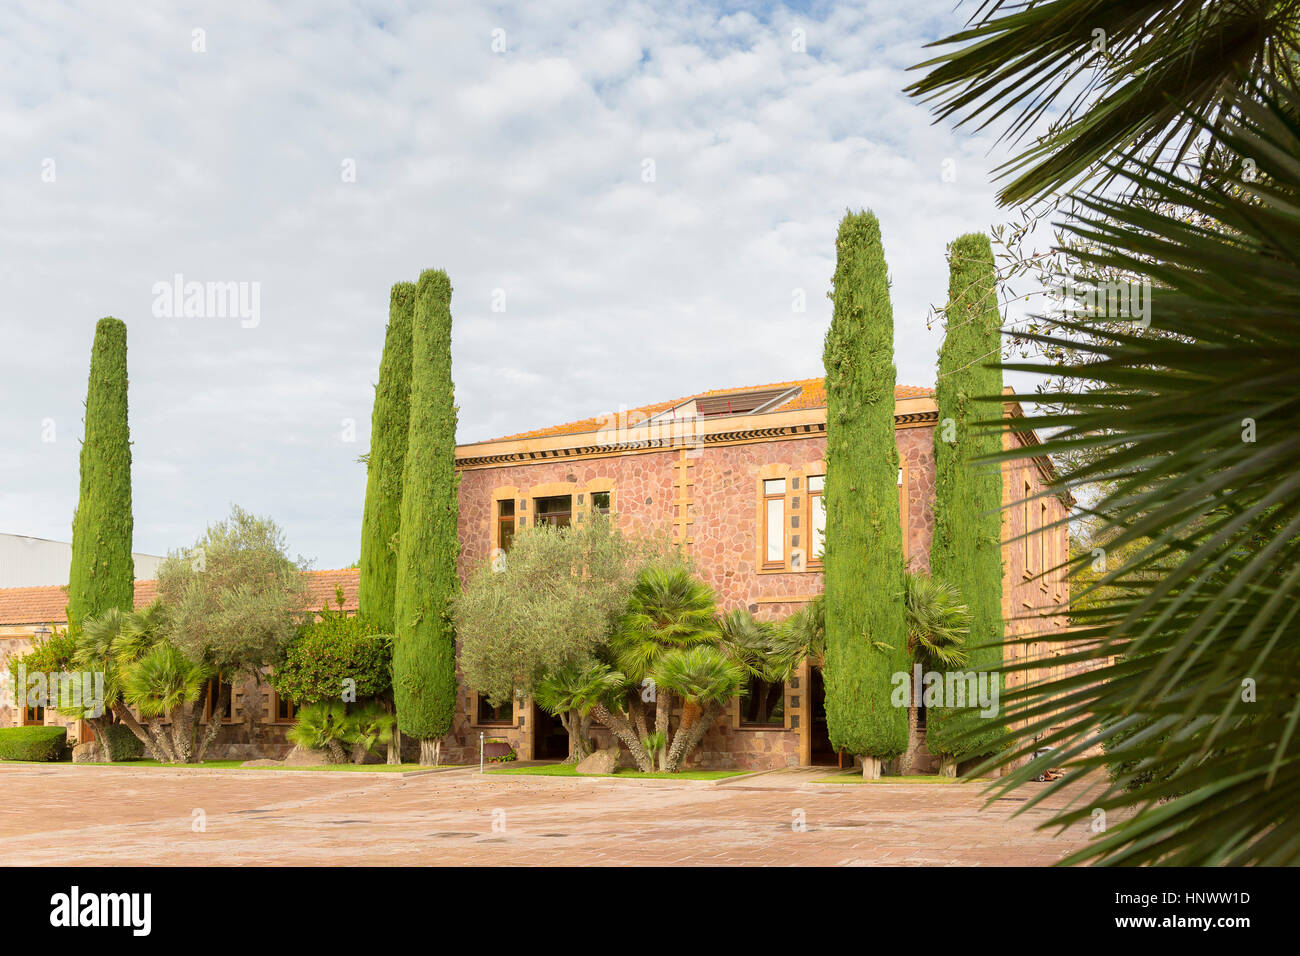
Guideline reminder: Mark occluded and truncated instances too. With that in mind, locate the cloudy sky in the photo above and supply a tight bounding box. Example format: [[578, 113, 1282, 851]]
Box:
[[0, 0, 1042, 570]]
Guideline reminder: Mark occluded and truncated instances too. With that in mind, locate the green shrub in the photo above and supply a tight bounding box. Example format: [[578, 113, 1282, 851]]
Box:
[[100, 723, 145, 761], [0, 726, 69, 762], [271, 606, 392, 705]]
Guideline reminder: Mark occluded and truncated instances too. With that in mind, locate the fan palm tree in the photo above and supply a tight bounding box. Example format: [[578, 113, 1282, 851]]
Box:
[[535, 660, 626, 763], [610, 562, 718, 768], [121, 642, 212, 763], [899, 571, 970, 774], [907, 0, 1300, 204], [287, 701, 351, 764], [655, 645, 748, 772], [957, 80, 1300, 864]]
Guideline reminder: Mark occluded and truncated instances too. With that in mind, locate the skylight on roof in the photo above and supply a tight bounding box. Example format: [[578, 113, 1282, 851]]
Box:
[[694, 386, 801, 418]]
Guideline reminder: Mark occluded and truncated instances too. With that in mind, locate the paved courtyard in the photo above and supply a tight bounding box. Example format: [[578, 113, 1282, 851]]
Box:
[[0, 764, 1105, 866]]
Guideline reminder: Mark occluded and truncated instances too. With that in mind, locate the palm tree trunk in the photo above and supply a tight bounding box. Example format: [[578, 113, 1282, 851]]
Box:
[[665, 701, 724, 772], [654, 690, 672, 771], [898, 705, 919, 775], [112, 702, 167, 762], [592, 702, 653, 772]]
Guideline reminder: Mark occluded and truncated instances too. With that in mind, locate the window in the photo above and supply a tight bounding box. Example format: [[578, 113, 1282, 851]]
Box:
[[808, 475, 825, 565], [1040, 502, 1050, 591], [22, 704, 45, 726], [476, 695, 514, 726], [1022, 476, 1035, 576], [762, 478, 786, 568], [740, 676, 785, 727], [273, 690, 295, 724], [497, 499, 515, 552], [202, 675, 235, 724], [534, 495, 572, 529], [591, 491, 611, 514]]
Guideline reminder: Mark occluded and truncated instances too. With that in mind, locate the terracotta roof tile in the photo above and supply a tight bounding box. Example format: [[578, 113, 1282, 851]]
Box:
[[484, 377, 934, 443], [0, 569, 359, 627]]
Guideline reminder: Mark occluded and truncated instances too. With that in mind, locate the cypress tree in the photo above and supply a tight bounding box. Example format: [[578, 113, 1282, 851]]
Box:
[[68, 317, 134, 625], [358, 282, 415, 634], [927, 232, 1006, 773], [822, 211, 910, 779], [392, 269, 459, 765]]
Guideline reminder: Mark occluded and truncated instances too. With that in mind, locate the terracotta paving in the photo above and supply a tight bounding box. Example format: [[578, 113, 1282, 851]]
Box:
[[0, 764, 1108, 866]]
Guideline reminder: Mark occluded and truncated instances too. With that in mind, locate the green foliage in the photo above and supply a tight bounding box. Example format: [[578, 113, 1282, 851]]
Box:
[[68, 316, 134, 626], [534, 659, 625, 720], [610, 561, 719, 682], [271, 607, 392, 706], [972, 80, 1300, 864], [653, 645, 747, 707], [156, 505, 307, 680], [287, 701, 351, 757], [122, 642, 211, 719], [392, 269, 459, 742], [927, 233, 1005, 760], [98, 723, 145, 761], [454, 514, 652, 706], [822, 210, 910, 760], [906, 0, 1300, 204], [0, 726, 68, 762], [359, 282, 415, 634], [903, 571, 970, 671], [344, 701, 396, 759]]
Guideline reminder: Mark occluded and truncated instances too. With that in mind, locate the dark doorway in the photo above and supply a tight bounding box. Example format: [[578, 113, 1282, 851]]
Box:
[[532, 703, 570, 760], [808, 667, 841, 766]]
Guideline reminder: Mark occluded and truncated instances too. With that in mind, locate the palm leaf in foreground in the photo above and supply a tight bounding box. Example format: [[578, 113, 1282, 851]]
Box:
[[964, 80, 1300, 865]]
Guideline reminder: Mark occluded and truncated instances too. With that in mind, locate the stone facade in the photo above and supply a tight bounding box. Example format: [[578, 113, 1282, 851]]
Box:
[[0, 385, 1072, 771]]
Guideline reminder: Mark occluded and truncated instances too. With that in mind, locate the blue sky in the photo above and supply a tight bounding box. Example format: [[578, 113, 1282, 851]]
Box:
[[0, 0, 1037, 570]]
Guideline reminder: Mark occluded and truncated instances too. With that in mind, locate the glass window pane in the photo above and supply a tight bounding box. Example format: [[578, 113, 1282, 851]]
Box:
[[811, 494, 825, 562], [591, 491, 610, 514], [763, 478, 786, 495], [807, 475, 824, 492], [766, 498, 784, 562]]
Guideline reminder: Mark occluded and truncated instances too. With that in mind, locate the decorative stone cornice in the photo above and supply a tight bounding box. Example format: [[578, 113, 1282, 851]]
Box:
[[455, 410, 940, 469]]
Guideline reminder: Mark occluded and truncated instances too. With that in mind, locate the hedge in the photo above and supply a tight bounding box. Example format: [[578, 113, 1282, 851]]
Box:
[[0, 726, 69, 762]]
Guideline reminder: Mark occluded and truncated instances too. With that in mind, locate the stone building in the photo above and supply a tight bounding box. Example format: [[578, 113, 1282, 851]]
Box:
[[0, 377, 1071, 769]]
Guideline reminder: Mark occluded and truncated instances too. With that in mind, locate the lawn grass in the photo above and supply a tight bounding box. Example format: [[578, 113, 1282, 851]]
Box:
[[487, 763, 745, 781], [2, 758, 448, 772], [812, 772, 991, 784]]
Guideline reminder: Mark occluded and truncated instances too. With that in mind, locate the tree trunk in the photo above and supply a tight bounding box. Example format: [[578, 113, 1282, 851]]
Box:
[[388, 727, 402, 765], [592, 702, 653, 772], [112, 702, 167, 762], [654, 689, 672, 771], [419, 738, 441, 766], [897, 705, 919, 776], [861, 756, 882, 780], [195, 683, 232, 763], [938, 756, 957, 777], [665, 701, 724, 772], [562, 710, 593, 764], [86, 715, 115, 761]]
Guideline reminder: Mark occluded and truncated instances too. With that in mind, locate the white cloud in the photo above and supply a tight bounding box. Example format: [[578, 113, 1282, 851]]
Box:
[[0, 0, 1046, 569]]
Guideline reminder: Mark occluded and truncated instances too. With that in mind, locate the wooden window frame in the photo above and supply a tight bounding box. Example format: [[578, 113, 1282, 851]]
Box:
[[271, 688, 296, 724], [533, 494, 573, 529], [738, 675, 789, 730], [807, 475, 825, 569], [761, 478, 787, 570], [497, 498, 516, 553], [472, 691, 516, 728], [201, 675, 237, 725], [1022, 475, 1035, 579], [1039, 501, 1050, 592]]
